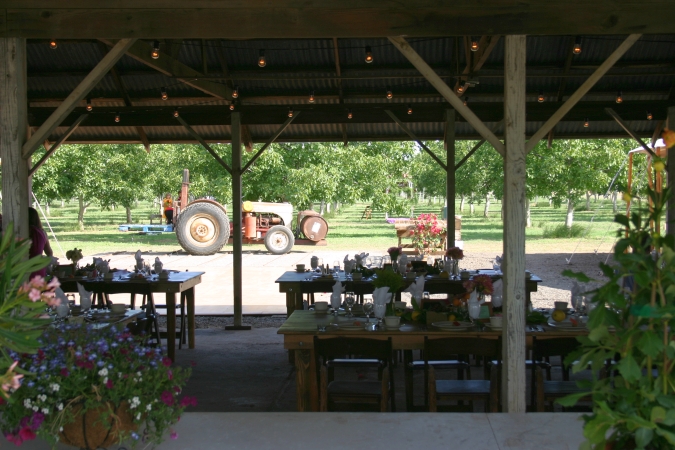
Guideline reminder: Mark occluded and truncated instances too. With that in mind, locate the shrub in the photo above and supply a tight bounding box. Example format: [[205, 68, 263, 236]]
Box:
[[542, 223, 586, 238]]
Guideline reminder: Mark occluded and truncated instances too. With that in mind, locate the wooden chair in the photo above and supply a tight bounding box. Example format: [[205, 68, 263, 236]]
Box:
[[137, 292, 186, 349], [404, 351, 470, 411], [314, 336, 395, 412], [533, 337, 591, 412], [425, 336, 501, 412]]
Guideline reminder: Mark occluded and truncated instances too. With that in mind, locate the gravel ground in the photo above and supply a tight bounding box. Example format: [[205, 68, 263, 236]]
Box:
[[157, 315, 288, 329]]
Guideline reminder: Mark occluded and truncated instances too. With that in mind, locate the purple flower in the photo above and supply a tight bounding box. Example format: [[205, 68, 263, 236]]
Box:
[[160, 390, 175, 406], [170, 431, 178, 440]]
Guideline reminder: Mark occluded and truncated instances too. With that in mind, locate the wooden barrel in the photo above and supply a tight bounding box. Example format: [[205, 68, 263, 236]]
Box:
[[299, 212, 328, 241]]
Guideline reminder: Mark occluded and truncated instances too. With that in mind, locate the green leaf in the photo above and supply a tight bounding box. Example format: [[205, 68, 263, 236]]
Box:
[[663, 408, 675, 426], [561, 269, 593, 283], [588, 325, 609, 343], [583, 416, 612, 444], [635, 427, 654, 448], [556, 391, 589, 407], [655, 427, 675, 445], [651, 406, 667, 423], [637, 332, 664, 358], [614, 214, 630, 227], [616, 355, 641, 382]]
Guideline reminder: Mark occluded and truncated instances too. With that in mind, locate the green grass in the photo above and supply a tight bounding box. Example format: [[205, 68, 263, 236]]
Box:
[[36, 197, 625, 258]]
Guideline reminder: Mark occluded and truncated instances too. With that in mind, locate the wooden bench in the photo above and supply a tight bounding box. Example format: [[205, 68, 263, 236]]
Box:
[[149, 213, 163, 224], [393, 217, 462, 253]]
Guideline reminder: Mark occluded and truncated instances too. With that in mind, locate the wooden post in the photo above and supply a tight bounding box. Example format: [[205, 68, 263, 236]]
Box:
[[502, 34, 527, 413], [668, 107, 675, 238], [226, 112, 250, 330], [0, 38, 29, 237], [445, 109, 456, 247]]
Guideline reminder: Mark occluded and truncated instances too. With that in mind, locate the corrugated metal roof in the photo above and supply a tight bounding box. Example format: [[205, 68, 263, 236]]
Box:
[[26, 34, 675, 144]]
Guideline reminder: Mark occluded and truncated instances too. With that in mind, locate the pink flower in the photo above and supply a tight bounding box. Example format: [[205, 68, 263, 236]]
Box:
[[28, 289, 41, 302], [180, 396, 198, 407], [170, 431, 178, 440], [1, 362, 23, 393], [19, 427, 36, 441], [60, 368, 69, 377], [47, 278, 60, 290], [29, 276, 45, 288], [162, 357, 172, 367], [106, 379, 114, 389], [161, 390, 175, 406], [167, 370, 173, 380]]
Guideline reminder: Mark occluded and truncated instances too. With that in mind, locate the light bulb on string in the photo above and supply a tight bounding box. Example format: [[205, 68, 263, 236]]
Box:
[[115, 113, 120, 123], [407, 105, 413, 115], [232, 86, 239, 99], [173, 109, 179, 118], [647, 111, 653, 120], [457, 81, 466, 94], [470, 38, 479, 52], [151, 41, 160, 59], [573, 36, 582, 55], [288, 108, 294, 118], [364, 46, 373, 63], [308, 91, 315, 103], [616, 91, 623, 104], [229, 103, 235, 111], [161, 87, 168, 101], [347, 109, 353, 120], [49, 39, 57, 50], [386, 87, 393, 100], [584, 118, 589, 128], [537, 91, 545, 103], [258, 50, 266, 68], [463, 97, 468, 107], [86, 98, 93, 112]]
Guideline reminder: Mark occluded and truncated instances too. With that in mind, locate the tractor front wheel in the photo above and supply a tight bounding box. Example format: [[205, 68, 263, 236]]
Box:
[[175, 202, 230, 255], [264, 225, 294, 255]]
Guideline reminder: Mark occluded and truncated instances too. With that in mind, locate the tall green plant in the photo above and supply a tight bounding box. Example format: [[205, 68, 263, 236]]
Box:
[[561, 181, 675, 449]]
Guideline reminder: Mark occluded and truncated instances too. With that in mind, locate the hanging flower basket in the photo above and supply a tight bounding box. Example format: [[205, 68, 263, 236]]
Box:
[[59, 401, 136, 450]]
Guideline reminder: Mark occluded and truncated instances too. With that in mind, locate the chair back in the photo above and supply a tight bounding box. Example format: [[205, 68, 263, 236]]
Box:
[[314, 336, 393, 367], [424, 336, 502, 364], [532, 337, 581, 361]]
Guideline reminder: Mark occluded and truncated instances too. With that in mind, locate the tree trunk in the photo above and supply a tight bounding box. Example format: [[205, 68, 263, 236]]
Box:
[[126, 207, 132, 223], [459, 195, 465, 212], [526, 198, 532, 228], [61, 199, 65, 207], [585, 191, 591, 210], [332, 202, 338, 213], [565, 199, 574, 228], [45, 202, 50, 216], [549, 197, 553, 207], [612, 191, 617, 213], [594, 193, 598, 202], [483, 194, 490, 217], [319, 201, 325, 215], [77, 196, 89, 231], [470, 203, 475, 214]]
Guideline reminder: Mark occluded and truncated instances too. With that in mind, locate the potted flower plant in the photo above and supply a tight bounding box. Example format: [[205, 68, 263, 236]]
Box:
[[560, 172, 675, 449], [387, 246, 403, 264], [463, 275, 494, 300], [0, 323, 195, 449], [410, 213, 445, 256]]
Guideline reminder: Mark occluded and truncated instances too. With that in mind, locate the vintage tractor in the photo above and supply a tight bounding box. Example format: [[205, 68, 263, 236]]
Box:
[[173, 170, 328, 255]]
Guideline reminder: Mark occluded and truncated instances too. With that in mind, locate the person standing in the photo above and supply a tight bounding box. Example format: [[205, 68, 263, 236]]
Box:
[[28, 207, 53, 279], [163, 193, 174, 226]]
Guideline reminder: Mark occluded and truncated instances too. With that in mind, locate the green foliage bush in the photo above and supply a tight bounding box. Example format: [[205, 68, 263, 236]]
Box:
[[542, 223, 586, 238]]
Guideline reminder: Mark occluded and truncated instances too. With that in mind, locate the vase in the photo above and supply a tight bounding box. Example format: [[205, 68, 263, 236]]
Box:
[[59, 401, 137, 450], [451, 259, 460, 277]]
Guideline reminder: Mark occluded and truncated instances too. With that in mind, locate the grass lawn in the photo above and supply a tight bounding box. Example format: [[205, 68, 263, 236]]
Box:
[[36, 197, 625, 259]]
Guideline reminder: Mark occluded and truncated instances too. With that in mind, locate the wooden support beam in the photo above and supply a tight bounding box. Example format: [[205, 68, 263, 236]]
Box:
[[605, 108, 657, 158], [445, 109, 456, 248], [454, 35, 501, 95], [98, 39, 231, 100], [243, 112, 299, 173], [455, 139, 486, 171], [22, 38, 136, 158], [502, 34, 527, 414], [388, 36, 505, 156], [175, 116, 232, 174], [0, 37, 30, 237], [29, 114, 88, 176], [651, 120, 665, 148], [385, 110, 447, 171], [668, 107, 675, 238], [525, 34, 642, 153], [332, 38, 349, 147]]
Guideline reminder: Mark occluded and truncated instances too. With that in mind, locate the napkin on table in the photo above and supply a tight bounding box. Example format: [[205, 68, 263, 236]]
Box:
[[330, 280, 345, 310], [54, 287, 68, 306], [494, 255, 503, 272], [491, 279, 503, 307], [372, 287, 392, 305], [134, 250, 143, 271], [154, 257, 163, 274], [77, 283, 92, 310], [403, 276, 425, 300], [354, 252, 369, 267]]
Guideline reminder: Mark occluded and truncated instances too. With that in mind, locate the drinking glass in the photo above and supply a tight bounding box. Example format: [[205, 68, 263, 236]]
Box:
[[365, 256, 373, 269], [333, 261, 340, 275], [571, 295, 583, 313], [373, 303, 386, 327], [345, 292, 356, 318], [363, 299, 374, 323], [382, 255, 391, 266]]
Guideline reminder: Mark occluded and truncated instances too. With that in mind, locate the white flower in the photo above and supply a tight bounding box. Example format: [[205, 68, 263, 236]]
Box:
[[130, 396, 141, 409], [146, 404, 152, 411], [32, 406, 38, 412], [136, 371, 142, 377], [57, 403, 63, 411], [103, 377, 108, 385], [24, 399, 32, 408], [41, 408, 49, 415], [118, 372, 123, 378], [98, 368, 109, 377], [38, 394, 47, 402], [59, 427, 63, 432], [136, 412, 141, 421], [50, 383, 60, 392]]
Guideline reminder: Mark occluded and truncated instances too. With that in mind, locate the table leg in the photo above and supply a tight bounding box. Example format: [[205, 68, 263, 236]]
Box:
[[294, 348, 318, 412], [166, 293, 176, 362], [286, 287, 301, 364], [185, 287, 196, 349]]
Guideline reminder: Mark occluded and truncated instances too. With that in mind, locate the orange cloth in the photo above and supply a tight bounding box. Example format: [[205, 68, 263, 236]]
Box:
[[163, 198, 173, 211]]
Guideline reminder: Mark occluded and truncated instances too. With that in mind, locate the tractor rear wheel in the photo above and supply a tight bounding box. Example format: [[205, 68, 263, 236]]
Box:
[[175, 202, 230, 255], [264, 225, 294, 255]]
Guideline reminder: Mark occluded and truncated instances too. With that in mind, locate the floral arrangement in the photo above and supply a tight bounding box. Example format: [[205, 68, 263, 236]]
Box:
[[65, 248, 83, 266], [372, 268, 404, 294], [0, 324, 194, 448], [410, 213, 445, 255], [445, 246, 464, 260], [463, 275, 494, 295], [387, 246, 403, 261], [0, 224, 59, 401]]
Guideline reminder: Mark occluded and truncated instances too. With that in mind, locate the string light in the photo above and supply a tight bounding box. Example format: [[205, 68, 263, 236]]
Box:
[[386, 87, 393, 100], [288, 107, 294, 118], [463, 97, 468, 107], [457, 81, 466, 94], [160, 87, 168, 101], [229, 103, 235, 111], [616, 91, 623, 104], [308, 91, 315, 103], [86, 98, 93, 112], [584, 118, 589, 128], [115, 113, 120, 123], [49, 39, 57, 50], [364, 46, 373, 63], [347, 109, 353, 119], [537, 91, 545, 103], [232, 86, 239, 99], [573, 36, 582, 55], [151, 41, 160, 59], [407, 105, 413, 115], [647, 111, 653, 120], [470, 38, 479, 52], [173, 109, 179, 118], [258, 49, 266, 68]]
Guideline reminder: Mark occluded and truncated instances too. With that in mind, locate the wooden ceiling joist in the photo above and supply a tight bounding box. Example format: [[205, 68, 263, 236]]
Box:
[[175, 116, 232, 174], [29, 114, 88, 176], [605, 108, 656, 158], [242, 112, 300, 173]]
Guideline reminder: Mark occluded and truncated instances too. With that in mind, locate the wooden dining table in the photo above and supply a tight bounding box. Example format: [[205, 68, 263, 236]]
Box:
[[278, 310, 589, 412], [59, 271, 204, 361]]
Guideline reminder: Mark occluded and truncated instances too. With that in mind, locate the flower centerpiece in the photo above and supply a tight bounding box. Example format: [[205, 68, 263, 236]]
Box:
[[0, 324, 194, 448], [410, 213, 445, 256], [387, 246, 403, 263], [446, 246, 464, 261], [463, 275, 494, 299], [373, 268, 405, 316], [65, 248, 83, 270]]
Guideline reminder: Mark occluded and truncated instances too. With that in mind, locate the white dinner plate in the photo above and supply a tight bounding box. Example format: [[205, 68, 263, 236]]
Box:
[[399, 325, 417, 332], [547, 319, 580, 328], [431, 321, 473, 331]]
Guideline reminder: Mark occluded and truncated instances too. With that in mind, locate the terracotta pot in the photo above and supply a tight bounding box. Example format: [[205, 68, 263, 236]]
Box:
[[59, 401, 136, 450]]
